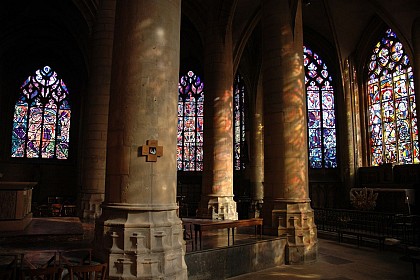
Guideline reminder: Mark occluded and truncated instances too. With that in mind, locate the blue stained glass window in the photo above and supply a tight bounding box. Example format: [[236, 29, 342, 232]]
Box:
[[11, 66, 71, 159], [234, 74, 246, 171], [367, 29, 419, 165], [177, 71, 204, 171], [304, 46, 337, 168]]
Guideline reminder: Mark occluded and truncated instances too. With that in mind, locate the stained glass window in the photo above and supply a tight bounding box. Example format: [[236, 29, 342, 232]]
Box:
[[367, 29, 419, 165], [177, 71, 204, 171], [234, 73, 246, 171], [304, 46, 337, 168], [11, 66, 71, 159]]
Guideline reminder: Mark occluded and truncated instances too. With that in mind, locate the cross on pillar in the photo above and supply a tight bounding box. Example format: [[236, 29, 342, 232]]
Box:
[[141, 140, 163, 162]]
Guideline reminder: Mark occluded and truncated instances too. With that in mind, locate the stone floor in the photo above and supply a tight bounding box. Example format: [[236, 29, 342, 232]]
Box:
[[228, 238, 414, 280], [0, 217, 417, 279]]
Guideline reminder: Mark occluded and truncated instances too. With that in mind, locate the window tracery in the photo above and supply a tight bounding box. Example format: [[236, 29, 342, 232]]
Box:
[[304, 46, 337, 168], [177, 70, 204, 171], [367, 29, 419, 165], [12, 66, 71, 159]]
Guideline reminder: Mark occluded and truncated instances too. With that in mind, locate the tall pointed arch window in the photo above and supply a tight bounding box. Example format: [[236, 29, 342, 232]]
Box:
[[177, 71, 204, 171], [304, 46, 337, 168], [367, 29, 419, 165], [11, 66, 71, 159], [234, 73, 246, 171]]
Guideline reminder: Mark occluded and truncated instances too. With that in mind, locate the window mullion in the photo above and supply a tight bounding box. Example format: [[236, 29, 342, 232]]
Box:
[[39, 104, 45, 159]]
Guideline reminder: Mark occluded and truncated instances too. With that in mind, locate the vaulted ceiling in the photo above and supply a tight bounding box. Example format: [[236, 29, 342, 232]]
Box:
[[1, 0, 419, 90]]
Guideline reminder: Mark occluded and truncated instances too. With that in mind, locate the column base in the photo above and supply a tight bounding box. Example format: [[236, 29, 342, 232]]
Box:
[[197, 196, 238, 220], [271, 200, 318, 264], [249, 199, 263, 218], [80, 192, 104, 221], [94, 204, 187, 279]]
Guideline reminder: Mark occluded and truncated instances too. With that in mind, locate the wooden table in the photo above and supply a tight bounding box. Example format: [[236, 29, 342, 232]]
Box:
[[183, 218, 263, 249]]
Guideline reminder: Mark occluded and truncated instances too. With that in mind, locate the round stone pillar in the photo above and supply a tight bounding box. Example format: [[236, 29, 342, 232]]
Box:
[[341, 57, 363, 204], [262, 0, 317, 264], [94, 1, 187, 279], [80, 0, 116, 221], [198, 1, 238, 220], [249, 77, 264, 218]]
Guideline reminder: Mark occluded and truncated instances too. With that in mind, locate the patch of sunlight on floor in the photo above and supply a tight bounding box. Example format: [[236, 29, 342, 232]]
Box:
[[267, 272, 320, 278]]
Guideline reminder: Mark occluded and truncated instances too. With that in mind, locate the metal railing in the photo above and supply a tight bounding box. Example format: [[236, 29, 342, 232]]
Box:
[[314, 208, 420, 246]]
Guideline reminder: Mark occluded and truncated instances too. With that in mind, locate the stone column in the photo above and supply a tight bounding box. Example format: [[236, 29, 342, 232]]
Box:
[[261, 0, 317, 264], [198, 1, 238, 220], [79, 0, 116, 221], [341, 57, 363, 204], [94, 1, 187, 279], [249, 76, 264, 218], [413, 18, 420, 159]]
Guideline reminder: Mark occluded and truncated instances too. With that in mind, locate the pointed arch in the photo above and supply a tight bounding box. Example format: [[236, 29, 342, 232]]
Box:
[[234, 73, 247, 171], [366, 28, 419, 165], [177, 70, 204, 171], [304, 46, 338, 168], [11, 66, 71, 159]]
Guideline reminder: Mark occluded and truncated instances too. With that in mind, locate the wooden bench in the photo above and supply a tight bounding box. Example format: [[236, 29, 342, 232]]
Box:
[[183, 218, 263, 249]]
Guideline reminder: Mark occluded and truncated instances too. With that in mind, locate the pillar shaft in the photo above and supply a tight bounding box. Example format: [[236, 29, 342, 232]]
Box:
[[94, 1, 186, 279], [105, 1, 179, 207], [199, 1, 238, 220], [80, 0, 116, 220], [341, 57, 362, 206], [262, 0, 317, 264], [249, 77, 264, 218]]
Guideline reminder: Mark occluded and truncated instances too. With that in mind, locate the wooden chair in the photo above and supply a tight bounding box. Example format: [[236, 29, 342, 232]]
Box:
[[20, 252, 61, 279], [51, 203, 63, 216], [1, 253, 26, 280], [182, 219, 194, 251], [0, 266, 14, 280], [20, 265, 63, 280], [48, 197, 63, 204], [0, 255, 18, 280], [36, 204, 51, 217], [68, 263, 107, 280], [59, 249, 92, 266], [22, 252, 58, 270], [63, 204, 77, 216]]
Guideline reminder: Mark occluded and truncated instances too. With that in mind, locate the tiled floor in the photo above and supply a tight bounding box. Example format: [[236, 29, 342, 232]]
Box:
[[0, 217, 417, 279]]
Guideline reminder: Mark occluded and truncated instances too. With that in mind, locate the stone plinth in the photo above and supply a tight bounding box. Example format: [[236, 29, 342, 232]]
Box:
[[95, 205, 187, 279], [208, 196, 238, 221], [81, 192, 104, 220], [274, 201, 318, 264]]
